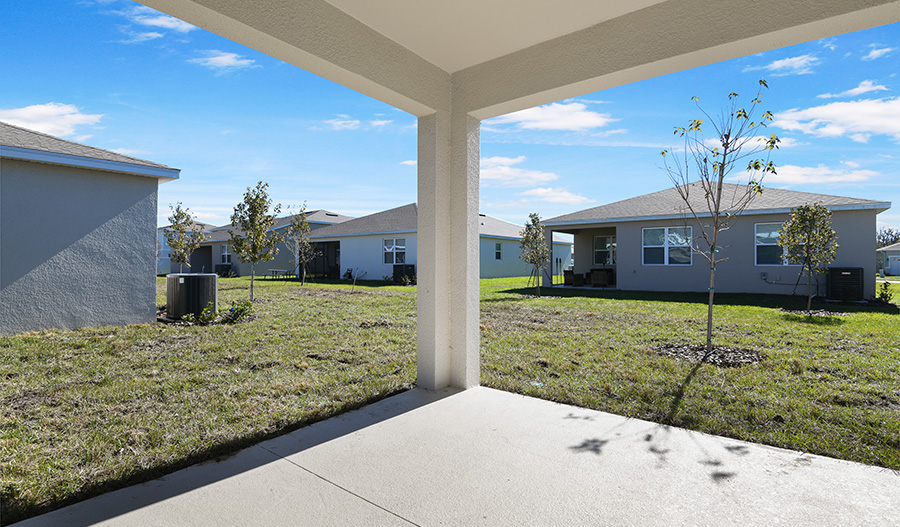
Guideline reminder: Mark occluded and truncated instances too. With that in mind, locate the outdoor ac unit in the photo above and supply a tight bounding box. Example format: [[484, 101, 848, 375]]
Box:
[[826, 267, 864, 301], [167, 273, 218, 319]]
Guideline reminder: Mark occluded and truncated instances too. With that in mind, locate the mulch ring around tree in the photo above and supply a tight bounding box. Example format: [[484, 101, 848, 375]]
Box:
[[655, 343, 763, 367]]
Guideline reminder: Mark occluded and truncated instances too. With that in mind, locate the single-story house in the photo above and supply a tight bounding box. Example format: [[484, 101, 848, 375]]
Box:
[[309, 203, 573, 280], [544, 183, 890, 299], [0, 121, 179, 335], [157, 221, 214, 274], [876, 241, 900, 276], [194, 209, 354, 277]]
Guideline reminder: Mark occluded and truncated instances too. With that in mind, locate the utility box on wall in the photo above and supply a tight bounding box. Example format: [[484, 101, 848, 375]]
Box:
[[826, 267, 864, 301], [167, 273, 218, 319]]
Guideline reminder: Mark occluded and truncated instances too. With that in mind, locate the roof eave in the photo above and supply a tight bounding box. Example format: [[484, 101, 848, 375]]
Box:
[[546, 202, 891, 228], [1, 145, 180, 181]]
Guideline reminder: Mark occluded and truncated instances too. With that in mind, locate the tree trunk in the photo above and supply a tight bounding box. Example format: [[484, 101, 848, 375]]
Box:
[[807, 262, 813, 313], [706, 155, 726, 356], [706, 248, 716, 356], [301, 265, 306, 286], [250, 262, 255, 302], [535, 266, 540, 297]]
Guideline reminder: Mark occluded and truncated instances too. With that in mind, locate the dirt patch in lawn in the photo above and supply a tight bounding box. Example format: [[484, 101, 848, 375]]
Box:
[[777, 308, 848, 317], [656, 343, 763, 367]]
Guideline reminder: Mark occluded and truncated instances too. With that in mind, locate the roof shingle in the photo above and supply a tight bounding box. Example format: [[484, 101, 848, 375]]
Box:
[[0, 120, 175, 170], [546, 183, 889, 225]]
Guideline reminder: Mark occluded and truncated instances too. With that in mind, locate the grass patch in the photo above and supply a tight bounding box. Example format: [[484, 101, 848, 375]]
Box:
[[479, 277, 900, 471], [1, 277, 416, 525], [3, 276, 899, 523]]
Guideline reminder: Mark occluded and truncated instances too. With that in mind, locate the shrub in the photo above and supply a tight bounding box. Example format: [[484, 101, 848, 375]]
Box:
[[197, 302, 219, 325], [877, 281, 894, 304], [221, 300, 252, 324]]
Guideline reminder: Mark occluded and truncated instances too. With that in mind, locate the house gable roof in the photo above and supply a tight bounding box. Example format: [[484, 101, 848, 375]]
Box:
[[312, 203, 418, 238], [202, 209, 353, 243], [877, 241, 900, 252], [0, 121, 180, 180], [546, 183, 890, 226], [309, 203, 571, 244]]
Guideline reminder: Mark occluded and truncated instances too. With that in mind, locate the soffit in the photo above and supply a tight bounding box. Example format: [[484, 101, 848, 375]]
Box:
[[322, 0, 666, 73]]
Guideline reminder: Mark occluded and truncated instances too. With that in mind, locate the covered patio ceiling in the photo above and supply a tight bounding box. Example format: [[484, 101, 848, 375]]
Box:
[[139, 0, 900, 390]]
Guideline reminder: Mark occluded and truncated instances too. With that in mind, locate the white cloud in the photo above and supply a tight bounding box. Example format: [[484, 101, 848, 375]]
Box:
[[188, 50, 257, 74], [773, 97, 900, 142], [480, 156, 559, 187], [518, 187, 595, 205], [324, 117, 360, 130], [760, 164, 878, 185], [119, 31, 164, 44], [481, 155, 526, 168], [0, 102, 102, 137], [817, 80, 888, 99], [488, 102, 617, 131], [743, 54, 820, 76], [399, 160, 417, 166], [120, 6, 195, 33], [369, 119, 392, 126], [862, 47, 895, 61]]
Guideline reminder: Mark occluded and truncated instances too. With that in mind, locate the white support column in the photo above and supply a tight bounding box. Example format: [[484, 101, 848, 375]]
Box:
[[417, 108, 481, 390], [542, 227, 554, 288]]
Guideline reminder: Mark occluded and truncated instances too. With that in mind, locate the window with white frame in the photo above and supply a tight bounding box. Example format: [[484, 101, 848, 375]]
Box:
[[642, 227, 692, 265], [755, 223, 795, 265], [593, 235, 616, 265], [221, 244, 232, 264], [495, 242, 502, 260], [383, 238, 406, 264]]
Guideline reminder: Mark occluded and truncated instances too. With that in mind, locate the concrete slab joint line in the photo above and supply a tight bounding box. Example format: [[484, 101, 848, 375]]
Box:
[[255, 444, 423, 527]]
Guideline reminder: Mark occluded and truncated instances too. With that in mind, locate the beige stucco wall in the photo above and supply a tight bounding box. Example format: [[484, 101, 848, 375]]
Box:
[[0, 159, 158, 335], [560, 209, 877, 298]]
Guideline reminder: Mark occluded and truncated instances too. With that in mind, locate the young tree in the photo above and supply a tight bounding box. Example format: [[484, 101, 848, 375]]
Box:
[[661, 79, 779, 355], [778, 202, 839, 312], [229, 181, 283, 301], [164, 203, 207, 273], [284, 204, 319, 285], [520, 213, 550, 297]]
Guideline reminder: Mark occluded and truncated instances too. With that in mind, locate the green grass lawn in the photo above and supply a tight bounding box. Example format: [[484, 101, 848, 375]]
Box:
[[480, 277, 900, 472], [1, 276, 417, 525], [1, 276, 898, 524]]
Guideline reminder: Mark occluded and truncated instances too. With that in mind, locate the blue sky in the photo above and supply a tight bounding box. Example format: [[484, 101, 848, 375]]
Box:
[[2, 1, 898, 230]]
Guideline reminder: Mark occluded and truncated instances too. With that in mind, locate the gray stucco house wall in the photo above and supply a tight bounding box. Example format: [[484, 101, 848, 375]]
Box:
[[0, 122, 179, 335], [546, 184, 889, 299]]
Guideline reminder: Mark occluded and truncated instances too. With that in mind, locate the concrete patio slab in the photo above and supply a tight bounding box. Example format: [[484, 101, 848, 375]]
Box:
[[13, 387, 898, 526]]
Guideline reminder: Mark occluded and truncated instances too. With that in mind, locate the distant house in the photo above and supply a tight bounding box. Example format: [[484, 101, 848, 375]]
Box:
[[0, 121, 179, 335], [545, 184, 889, 299], [157, 222, 214, 274], [309, 203, 573, 280], [877, 242, 900, 276], [196, 210, 354, 277]]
